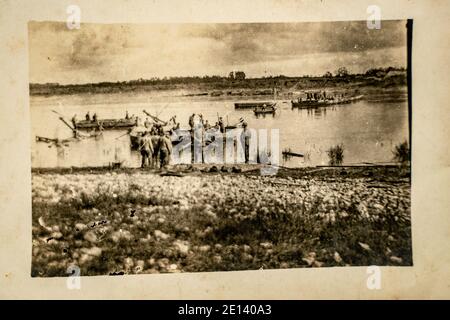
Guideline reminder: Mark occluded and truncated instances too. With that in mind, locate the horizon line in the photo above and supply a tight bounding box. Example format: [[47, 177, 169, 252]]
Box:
[[29, 66, 406, 86]]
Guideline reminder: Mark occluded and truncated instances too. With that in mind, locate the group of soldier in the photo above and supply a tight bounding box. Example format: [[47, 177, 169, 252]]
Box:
[[74, 110, 251, 168], [83, 111, 98, 122], [137, 112, 251, 168], [138, 113, 210, 169], [137, 125, 173, 169], [188, 113, 231, 133], [304, 91, 347, 101]]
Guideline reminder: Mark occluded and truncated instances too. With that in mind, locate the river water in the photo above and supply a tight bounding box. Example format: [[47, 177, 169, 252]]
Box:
[[30, 90, 409, 168]]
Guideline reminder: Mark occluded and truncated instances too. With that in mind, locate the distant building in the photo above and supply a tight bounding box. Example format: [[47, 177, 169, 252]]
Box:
[[235, 71, 246, 80]]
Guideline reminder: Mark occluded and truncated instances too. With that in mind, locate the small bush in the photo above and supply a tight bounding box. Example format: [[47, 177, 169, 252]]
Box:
[[327, 144, 344, 165], [393, 141, 410, 164]]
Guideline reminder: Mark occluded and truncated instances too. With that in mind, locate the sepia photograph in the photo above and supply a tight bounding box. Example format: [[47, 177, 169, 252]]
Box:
[[29, 19, 412, 277]]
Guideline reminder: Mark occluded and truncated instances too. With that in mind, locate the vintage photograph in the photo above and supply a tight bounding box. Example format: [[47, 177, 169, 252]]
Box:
[[30, 20, 411, 277]]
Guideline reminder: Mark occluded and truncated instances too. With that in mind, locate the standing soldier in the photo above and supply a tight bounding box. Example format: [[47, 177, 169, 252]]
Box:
[[144, 118, 151, 128], [85, 111, 91, 121], [169, 115, 177, 125], [71, 114, 77, 128], [158, 130, 173, 169], [241, 122, 251, 163], [139, 132, 153, 168], [204, 120, 210, 130], [218, 117, 225, 133], [188, 113, 195, 130], [150, 126, 160, 168], [171, 121, 180, 134], [135, 116, 142, 127]]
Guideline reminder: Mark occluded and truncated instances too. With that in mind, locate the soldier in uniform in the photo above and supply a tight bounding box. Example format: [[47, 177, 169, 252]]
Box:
[[144, 118, 152, 128], [139, 132, 153, 168], [150, 126, 160, 168], [218, 117, 225, 133], [241, 122, 251, 163], [188, 113, 195, 130], [158, 130, 173, 169]]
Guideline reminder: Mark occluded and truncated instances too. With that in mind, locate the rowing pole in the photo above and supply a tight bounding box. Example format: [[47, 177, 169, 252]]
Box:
[[143, 110, 168, 125], [51, 110, 76, 132], [51, 109, 65, 117], [115, 131, 131, 140]]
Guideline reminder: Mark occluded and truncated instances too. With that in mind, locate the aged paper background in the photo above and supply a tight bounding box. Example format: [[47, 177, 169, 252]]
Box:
[[0, 0, 449, 299]]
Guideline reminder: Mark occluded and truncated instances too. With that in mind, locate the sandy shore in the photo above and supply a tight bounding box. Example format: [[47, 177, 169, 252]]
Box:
[[31, 165, 411, 277]]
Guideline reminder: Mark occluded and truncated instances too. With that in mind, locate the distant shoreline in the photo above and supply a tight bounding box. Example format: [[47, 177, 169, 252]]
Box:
[[29, 73, 407, 97], [31, 163, 410, 180]]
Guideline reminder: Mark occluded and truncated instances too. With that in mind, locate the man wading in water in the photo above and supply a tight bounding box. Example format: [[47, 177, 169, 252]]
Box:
[[139, 132, 153, 168], [150, 126, 160, 168], [158, 129, 173, 169]]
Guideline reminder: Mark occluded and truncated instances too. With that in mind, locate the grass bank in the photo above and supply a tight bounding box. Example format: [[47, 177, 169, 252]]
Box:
[[31, 165, 411, 277], [30, 74, 406, 98]]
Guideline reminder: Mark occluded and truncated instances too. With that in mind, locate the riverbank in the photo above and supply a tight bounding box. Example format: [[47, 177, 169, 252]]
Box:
[[31, 165, 411, 277], [32, 163, 410, 180], [30, 74, 407, 98]]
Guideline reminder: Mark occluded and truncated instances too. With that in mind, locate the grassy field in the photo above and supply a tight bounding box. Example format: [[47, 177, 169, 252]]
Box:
[[31, 165, 411, 277]]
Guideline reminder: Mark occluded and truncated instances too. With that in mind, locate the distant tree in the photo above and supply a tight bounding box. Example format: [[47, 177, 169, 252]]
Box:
[[228, 71, 235, 80], [235, 71, 246, 80], [365, 68, 377, 76], [323, 71, 333, 78], [335, 67, 349, 77]]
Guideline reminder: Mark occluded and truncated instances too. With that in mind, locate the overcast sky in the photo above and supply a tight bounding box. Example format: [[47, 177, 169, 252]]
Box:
[[28, 20, 407, 84]]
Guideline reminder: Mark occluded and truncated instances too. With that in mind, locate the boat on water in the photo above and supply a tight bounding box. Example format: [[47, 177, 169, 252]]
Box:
[[282, 150, 304, 158], [74, 118, 137, 130], [291, 94, 364, 109], [235, 102, 277, 109], [254, 105, 277, 115], [129, 127, 228, 151]]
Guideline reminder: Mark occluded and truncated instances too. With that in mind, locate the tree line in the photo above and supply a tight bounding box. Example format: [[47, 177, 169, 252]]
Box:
[[30, 67, 406, 89]]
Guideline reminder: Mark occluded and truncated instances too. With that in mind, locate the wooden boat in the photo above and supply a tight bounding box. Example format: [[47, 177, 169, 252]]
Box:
[[130, 128, 208, 151], [291, 95, 364, 109], [335, 94, 364, 104], [35, 135, 77, 146], [235, 102, 276, 109], [282, 150, 304, 158], [35, 130, 102, 144], [36, 136, 58, 143], [291, 100, 325, 109], [74, 118, 137, 130], [254, 105, 277, 115]]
